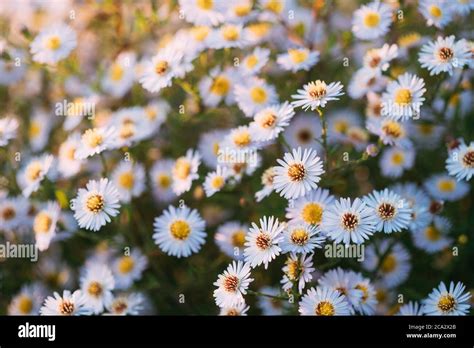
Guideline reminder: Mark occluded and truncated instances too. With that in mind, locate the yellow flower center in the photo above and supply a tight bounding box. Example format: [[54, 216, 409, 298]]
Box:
[[381, 254, 397, 273], [250, 87, 268, 104], [18, 296, 33, 314], [86, 194, 104, 213], [287, 163, 306, 182], [29, 122, 41, 138], [211, 176, 225, 189], [231, 230, 246, 247], [191, 26, 210, 41], [222, 25, 240, 41], [33, 212, 52, 234], [355, 284, 369, 303], [286, 259, 300, 280], [334, 120, 348, 134], [170, 220, 191, 240], [58, 300, 75, 315], [118, 256, 135, 274], [234, 4, 251, 16], [265, 0, 283, 14], [26, 162, 43, 181], [46, 36, 61, 50], [315, 301, 335, 316], [110, 63, 124, 81], [157, 174, 171, 188], [418, 124, 434, 135], [118, 171, 134, 190], [301, 203, 323, 225], [88, 281, 103, 297], [391, 152, 405, 165], [429, 5, 442, 18], [82, 128, 103, 148], [233, 131, 251, 147], [437, 295, 456, 313], [437, 179, 455, 192], [259, 111, 277, 128], [394, 88, 412, 105], [155, 60, 169, 75], [382, 121, 403, 138], [247, 23, 271, 37], [308, 80, 327, 99], [210, 75, 230, 96], [363, 11, 380, 28], [197, 0, 213, 10], [212, 142, 220, 156], [288, 49, 308, 64], [174, 158, 191, 179], [290, 228, 309, 246], [245, 55, 258, 69], [425, 226, 441, 241]]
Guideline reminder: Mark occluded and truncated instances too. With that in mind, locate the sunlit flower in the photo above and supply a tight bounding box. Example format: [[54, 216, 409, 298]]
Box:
[[235, 77, 278, 117], [299, 286, 351, 316], [75, 126, 117, 160], [112, 250, 148, 289], [0, 116, 19, 147], [277, 47, 319, 72], [171, 149, 201, 195], [213, 261, 253, 307], [17, 154, 54, 197], [40, 290, 91, 316], [215, 221, 249, 260], [111, 161, 146, 203], [30, 24, 77, 64], [281, 253, 314, 293], [33, 201, 61, 252], [249, 102, 295, 141], [292, 80, 344, 111], [80, 264, 115, 314], [203, 165, 229, 197], [446, 141, 474, 181], [352, 1, 393, 40]]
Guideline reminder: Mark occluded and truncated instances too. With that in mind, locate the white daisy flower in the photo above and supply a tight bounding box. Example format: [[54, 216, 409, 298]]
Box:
[[281, 253, 315, 294], [352, 1, 393, 40], [219, 301, 250, 316], [321, 197, 377, 245], [198, 67, 239, 107], [424, 173, 469, 201], [80, 264, 115, 314], [244, 216, 284, 269], [71, 178, 121, 232], [419, 36, 471, 76], [422, 281, 471, 316], [327, 109, 363, 145], [142, 100, 170, 137], [363, 240, 411, 287], [412, 216, 452, 253], [208, 24, 249, 49], [419, 0, 454, 28], [178, 0, 227, 26], [225, 0, 254, 23], [280, 223, 325, 254], [139, 47, 192, 93], [215, 221, 249, 260], [381, 73, 426, 121], [111, 161, 146, 203], [33, 201, 61, 252], [318, 268, 364, 311], [105, 293, 144, 315], [363, 188, 412, 234], [245, 22, 273, 44], [363, 44, 398, 73], [451, 0, 474, 16], [75, 127, 117, 160], [446, 141, 474, 181], [367, 118, 412, 148], [102, 51, 136, 98], [198, 129, 227, 168], [57, 132, 82, 178], [391, 182, 432, 233], [203, 165, 229, 197], [40, 290, 91, 316], [409, 122, 445, 149], [171, 149, 201, 195], [234, 77, 278, 117], [17, 154, 54, 197], [0, 196, 28, 231], [150, 159, 176, 203], [397, 301, 424, 316], [0, 116, 18, 146], [112, 249, 148, 289], [273, 147, 324, 200], [351, 272, 378, 315], [153, 204, 206, 258], [348, 68, 387, 99], [286, 188, 335, 226], [249, 102, 295, 142], [283, 113, 322, 151], [108, 107, 149, 148], [8, 284, 45, 315], [220, 125, 260, 153], [277, 47, 320, 72], [213, 261, 253, 308], [291, 80, 344, 111], [299, 286, 351, 316], [255, 166, 277, 202], [379, 146, 415, 178], [240, 47, 270, 75], [30, 23, 77, 64], [29, 109, 53, 152]]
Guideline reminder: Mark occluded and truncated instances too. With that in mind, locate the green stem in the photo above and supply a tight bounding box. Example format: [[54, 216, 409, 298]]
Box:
[[248, 289, 288, 301], [99, 152, 108, 177], [317, 107, 329, 171]]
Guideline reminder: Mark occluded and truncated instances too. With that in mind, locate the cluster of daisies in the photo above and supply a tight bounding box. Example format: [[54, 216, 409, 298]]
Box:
[[1, 0, 473, 316]]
